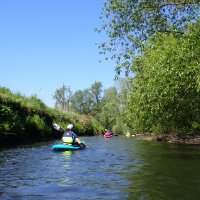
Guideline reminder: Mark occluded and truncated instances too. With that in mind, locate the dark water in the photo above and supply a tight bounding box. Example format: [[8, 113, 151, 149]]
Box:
[[1, 136, 200, 200]]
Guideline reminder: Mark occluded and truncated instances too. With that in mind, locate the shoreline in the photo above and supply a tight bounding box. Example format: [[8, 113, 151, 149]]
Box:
[[134, 132, 200, 145]]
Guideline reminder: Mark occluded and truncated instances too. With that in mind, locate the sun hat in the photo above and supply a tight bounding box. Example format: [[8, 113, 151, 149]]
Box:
[[67, 124, 73, 130]]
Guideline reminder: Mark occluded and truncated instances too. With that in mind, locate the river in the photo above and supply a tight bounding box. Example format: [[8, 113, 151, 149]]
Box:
[[0, 136, 200, 200]]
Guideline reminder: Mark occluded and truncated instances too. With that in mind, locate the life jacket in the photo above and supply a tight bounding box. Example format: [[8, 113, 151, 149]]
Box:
[[62, 131, 76, 144], [104, 131, 111, 137]]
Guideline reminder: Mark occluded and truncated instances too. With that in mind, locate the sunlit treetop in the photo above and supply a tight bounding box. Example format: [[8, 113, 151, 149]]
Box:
[[97, 0, 200, 75]]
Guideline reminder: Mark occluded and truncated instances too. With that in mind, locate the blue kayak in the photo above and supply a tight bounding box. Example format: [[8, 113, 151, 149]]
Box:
[[52, 143, 86, 151]]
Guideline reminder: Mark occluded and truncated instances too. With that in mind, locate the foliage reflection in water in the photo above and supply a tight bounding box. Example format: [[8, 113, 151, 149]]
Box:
[[0, 137, 200, 199]]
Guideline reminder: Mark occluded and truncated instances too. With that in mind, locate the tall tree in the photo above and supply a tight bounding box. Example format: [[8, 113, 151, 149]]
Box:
[[90, 81, 103, 115], [96, 87, 120, 130], [91, 81, 103, 104], [98, 0, 200, 75], [123, 20, 200, 134], [70, 89, 93, 114], [53, 84, 72, 111]]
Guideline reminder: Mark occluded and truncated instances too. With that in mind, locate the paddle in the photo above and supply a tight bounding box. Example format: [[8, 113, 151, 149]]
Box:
[[79, 141, 88, 149], [53, 123, 64, 133], [52, 123, 89, 149]]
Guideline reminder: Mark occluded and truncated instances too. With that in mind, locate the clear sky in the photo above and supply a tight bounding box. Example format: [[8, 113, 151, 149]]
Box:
[[0, 0, 117, 108]]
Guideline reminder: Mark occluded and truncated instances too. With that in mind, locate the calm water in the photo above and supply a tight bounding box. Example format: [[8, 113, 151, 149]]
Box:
[[1, 136, 200, 200]]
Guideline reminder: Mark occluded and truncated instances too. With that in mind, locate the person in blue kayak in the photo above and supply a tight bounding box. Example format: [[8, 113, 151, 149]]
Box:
[[62, 124, 81, 145]]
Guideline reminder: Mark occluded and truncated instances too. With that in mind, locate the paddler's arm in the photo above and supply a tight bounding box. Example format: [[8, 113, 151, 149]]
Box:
[[75, 137, 81, 144]]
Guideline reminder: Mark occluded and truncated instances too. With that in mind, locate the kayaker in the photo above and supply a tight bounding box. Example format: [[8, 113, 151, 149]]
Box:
[[62, 124, 81, 145], [104, 129, 112, 137]]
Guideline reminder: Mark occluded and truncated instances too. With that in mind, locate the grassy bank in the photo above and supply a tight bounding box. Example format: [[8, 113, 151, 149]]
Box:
[[0, 87, 104, 148], [134, 132, 200, 145]]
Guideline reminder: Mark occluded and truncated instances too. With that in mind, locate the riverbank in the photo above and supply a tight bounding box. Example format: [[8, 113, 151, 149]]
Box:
[[135, 132, 200, 145]]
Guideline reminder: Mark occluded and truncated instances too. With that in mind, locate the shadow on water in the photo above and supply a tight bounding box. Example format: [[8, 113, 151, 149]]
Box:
[[122, 141, 200, 200], [0, 137, 200, 199]]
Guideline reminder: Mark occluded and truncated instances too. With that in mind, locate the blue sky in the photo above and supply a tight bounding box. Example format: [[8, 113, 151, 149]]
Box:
[[0, 0, 117, 107]]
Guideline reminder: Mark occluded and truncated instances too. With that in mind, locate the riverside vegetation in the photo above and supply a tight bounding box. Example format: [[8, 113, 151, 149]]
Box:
[[97, 1, 200, 144], [1, 1, 200, 147], [0, 87, 104, 148]]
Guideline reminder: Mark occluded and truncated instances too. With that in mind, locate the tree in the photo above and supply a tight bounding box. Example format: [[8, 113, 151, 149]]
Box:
[[98, 0, 200, 75], [70, 89, 93, 114], [96, 87, 121, 130], [123, 20, 200, 134], [90, 81, 103, 115], [91, 81, 103, 104], [53, 84, 72, 111]]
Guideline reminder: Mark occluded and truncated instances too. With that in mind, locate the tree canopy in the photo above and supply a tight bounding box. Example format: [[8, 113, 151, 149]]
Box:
[[52, 84, 72, 111], [123, 20, 200, 134], [98, 0, 200, 74]]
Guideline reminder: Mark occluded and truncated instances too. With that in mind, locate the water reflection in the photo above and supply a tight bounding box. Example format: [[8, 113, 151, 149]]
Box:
[[1, 138, 200, 200], [123, 141, 200, 200], [63, 150, 72, 159]]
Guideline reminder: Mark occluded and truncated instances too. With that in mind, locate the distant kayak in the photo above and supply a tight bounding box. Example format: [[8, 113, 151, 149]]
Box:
[[104, 135, 112, 138], [52, 143, 87, 151], [104, 131, 112, 138]]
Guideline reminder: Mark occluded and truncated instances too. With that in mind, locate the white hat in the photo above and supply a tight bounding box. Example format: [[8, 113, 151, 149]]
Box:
[[67, 124, 73, 130]]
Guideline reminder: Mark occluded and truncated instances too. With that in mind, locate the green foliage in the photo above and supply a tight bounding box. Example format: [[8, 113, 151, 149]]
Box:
[[0, 87, 13, 96], [90, 81, 103, 104], [53, 84, 72, 111], [90, 81, 104, 114], [95, 87, 122, 131], [0, 103, 21, 133], [123, 20, 200, 134], [90, 119, 104, 134], [26, 95, 47, 110], [112, 117, 129, 135], [72, 115, 103, 135], [69, 82, 104, 115], [53, 81, 125, 135], [47, 107, 104, 136], [0, 78, 128, 146], [0, 87, 53, 144], [98, 0, 200, 74], [26, 115, 45, 131], [70, 89, 93, 114], [0, 81, 111, 146]]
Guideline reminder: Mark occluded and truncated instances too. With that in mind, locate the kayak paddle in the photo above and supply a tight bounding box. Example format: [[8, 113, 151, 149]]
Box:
[[53, 123, 89, 148], [53, 123, 64, 133]]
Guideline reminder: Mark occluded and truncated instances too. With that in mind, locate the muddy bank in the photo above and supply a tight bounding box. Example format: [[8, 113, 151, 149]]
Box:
[[135, 132, 200, 145]]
